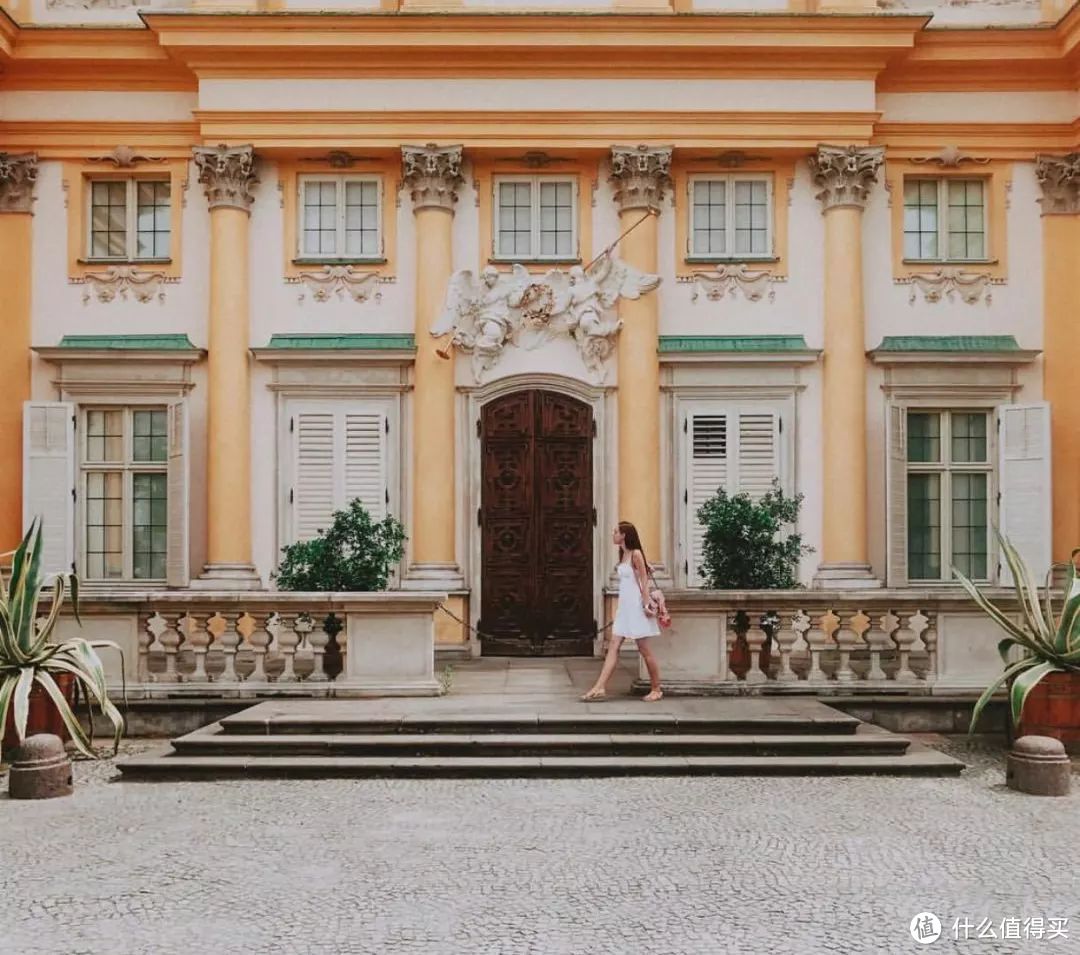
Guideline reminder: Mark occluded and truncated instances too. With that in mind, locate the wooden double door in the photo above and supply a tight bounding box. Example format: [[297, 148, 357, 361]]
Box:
[[479, 390, 595, 656]]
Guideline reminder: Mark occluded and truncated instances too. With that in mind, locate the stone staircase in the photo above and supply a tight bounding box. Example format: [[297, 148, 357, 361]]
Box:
[[117, 698, 964, 779]]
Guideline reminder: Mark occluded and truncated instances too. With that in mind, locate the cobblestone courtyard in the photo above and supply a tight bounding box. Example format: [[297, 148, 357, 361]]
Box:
[[1, 735, 1079, 955]]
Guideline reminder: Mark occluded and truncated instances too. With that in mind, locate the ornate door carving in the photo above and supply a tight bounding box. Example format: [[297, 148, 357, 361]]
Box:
[[480, 390, 594, 656]]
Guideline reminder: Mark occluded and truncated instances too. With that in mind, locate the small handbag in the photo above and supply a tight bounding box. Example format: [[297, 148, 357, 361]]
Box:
[[646, 568, 672, 630]]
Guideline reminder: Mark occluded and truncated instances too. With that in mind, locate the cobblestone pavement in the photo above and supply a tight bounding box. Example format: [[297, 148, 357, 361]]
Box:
[[2, 736, 1079, 955]]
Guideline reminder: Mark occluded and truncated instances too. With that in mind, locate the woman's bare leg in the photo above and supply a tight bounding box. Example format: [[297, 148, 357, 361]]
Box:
[[637, 638, 663, 701], [582, 634, 624, 699]]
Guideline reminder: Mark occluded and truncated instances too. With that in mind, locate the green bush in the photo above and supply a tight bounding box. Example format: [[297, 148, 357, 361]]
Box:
[[696, 479, 812, 589], [274, 499, 406, 592]]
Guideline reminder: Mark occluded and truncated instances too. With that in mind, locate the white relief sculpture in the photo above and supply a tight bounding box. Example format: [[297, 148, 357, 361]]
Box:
[[287, 265, 387, 304], [73, 266, 174, 305], [897, 268, 999, 306], [682, 264, 779, 303], [433, 253, 659, 384]]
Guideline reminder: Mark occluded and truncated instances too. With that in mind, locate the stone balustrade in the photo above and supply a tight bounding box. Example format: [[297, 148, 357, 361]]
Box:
[[48, 591, 446, 699]]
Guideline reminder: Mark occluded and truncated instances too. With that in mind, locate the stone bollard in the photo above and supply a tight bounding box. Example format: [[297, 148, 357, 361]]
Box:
[[1006, 735, 1071, 797], [7, 734, 74, 800]]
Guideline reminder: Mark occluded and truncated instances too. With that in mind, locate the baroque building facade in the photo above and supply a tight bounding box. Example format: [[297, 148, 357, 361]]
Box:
[[1, 0, 1078, 665]]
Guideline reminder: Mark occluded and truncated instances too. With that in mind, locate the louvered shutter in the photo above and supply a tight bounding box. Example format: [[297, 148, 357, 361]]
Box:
[[886, 404, 908, 588], [344, 411, 388, 522], [165, 400, 189, 588], [293, 411, 337, 541], [998, 402, 1051, 587], [735, 411, 780, 498], [22, 402, 75, 577], [686, 412, 729, 587]]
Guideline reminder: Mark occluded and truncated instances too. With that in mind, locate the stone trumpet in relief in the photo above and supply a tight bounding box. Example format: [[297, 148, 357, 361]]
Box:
[[432, 253, 660, 384]]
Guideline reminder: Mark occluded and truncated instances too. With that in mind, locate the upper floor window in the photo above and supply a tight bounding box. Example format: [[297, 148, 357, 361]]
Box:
[[88, 179, 170, 261], [494, 176, 577, 261], [903, 178, 986, 262], [299, 175, 381, 260], [689, 175, 772, 259]]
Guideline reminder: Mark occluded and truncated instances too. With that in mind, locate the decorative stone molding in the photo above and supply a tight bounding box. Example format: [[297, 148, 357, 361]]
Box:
[[895, 268, 1001, 306], [71, 266, 176, 305], [401, 144, 464, 211], [809, 144, 885, 212], [0, 153, 38, 214], [192, 144, 258, 212], [680, 264, 782, 303], [1036, 153, 1080, 215], [87, 146, 166, 169], [609, 145, 673, 213], [286, 266, 392, 304], [910, 145, 991, 169], [496, 151, 569, 170], [46, 0, 134, 7]]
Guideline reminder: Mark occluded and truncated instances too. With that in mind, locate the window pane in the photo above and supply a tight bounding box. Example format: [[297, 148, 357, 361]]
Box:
[[907, 412, 941, 463], [135, 180, 170, 259], [302, 180, 338, 256], [903, 179, 938, 260], [951, 412, 988, 463], [496, 181, 532, 257], [344, 179, 380, 257], [132, 473, 167, 580], [946, 179, 985, 260], [132, 409, 167, 463], [908, 473, 942, 580], [691, 180, 725, 255], [538, 179, 573, 258], [86, 471, 123, 579], [90, 180, 128, 259], [952, 472, 988, 580], [86, 410, 123, 463], [733, 179, 768, 256]]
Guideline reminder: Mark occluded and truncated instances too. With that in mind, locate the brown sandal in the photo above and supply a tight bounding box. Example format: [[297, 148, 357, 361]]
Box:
[[581, 688, 607, 702], [643, 689, 664, 703]]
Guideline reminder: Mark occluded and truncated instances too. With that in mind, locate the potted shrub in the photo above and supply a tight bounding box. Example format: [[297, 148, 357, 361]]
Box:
[[697, 480, 813, 677], [1, 518, 125, 760], [957, 532, 1080, 749]]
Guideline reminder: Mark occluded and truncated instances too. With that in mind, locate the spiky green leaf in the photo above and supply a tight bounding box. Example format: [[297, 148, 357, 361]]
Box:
[[1009, 659, 1064, 727]]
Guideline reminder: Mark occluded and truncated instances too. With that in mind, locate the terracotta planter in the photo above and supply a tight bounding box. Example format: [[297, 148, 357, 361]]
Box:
[[1015, 669, 1080, 754], [2, 672, 76, 752]]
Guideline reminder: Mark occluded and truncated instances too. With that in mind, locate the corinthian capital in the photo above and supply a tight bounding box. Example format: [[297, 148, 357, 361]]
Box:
[[609, 145, 673, 214], [402, 144, 464, 211], [193, 144, 258, 212], [810, 144, 884, 212], [0, 153, 39, 214], [1036, 154, 1080, 215]]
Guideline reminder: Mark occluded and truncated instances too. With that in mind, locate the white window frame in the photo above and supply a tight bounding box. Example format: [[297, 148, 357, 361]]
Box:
[[902, 176, 989, 265], [77, 403, 170, 583], [85, 177, 171, 262], [297, 174, 383, 261], [687, 173, 774, 261], [492, 175, 578, 262], [904, 408, 995, 585]]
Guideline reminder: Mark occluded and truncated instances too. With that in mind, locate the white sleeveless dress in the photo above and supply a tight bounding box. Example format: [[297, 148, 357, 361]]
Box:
[[613, 558, 660, 640]]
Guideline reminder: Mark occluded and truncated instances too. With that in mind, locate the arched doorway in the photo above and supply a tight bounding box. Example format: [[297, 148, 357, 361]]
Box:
[[478, 389, 595, 656]]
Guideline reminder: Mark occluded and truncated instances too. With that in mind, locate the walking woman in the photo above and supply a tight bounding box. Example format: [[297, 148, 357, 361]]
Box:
[[581, 521, 663, 702]]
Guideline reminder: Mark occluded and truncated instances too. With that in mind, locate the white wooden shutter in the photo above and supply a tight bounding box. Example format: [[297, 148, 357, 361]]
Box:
[[293, 410, 337, 541], [886, 404, 908, 588], [165, 400, 189, 588], [22, 402, 75, 577], [998, 402, 1052, 587], [344, 411, 388, 522], [735, 411, 781, 498], [686, 412, 728, 586]]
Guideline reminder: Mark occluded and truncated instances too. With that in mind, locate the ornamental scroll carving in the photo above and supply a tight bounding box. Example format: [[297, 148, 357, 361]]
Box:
[[433, 253, 660, 384], [287, 265, 391, 304], [0, 153, 38, 214], [609, 145, 673, 214], [809, 145, 885, 211], [192, 144, 258, 212], [1036, 154, 1080, 215], [72, 266, 175, 305], [402, 144, 464, 211], [897, 268, 1000, 306], [681, 264, 780, 303]]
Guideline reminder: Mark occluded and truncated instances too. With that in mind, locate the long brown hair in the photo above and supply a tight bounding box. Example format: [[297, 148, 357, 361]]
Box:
[[618, 520, 651, 572]]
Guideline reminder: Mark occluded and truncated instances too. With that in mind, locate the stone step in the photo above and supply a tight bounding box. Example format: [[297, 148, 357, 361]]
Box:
[[117, 748, 964, 780], [172, 730, 910, 758], [217, 711, 862, 738]]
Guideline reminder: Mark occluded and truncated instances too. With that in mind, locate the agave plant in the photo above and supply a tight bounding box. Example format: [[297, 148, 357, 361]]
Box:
[[0, 518, 124, 760], [955, 531, 1080, 735]]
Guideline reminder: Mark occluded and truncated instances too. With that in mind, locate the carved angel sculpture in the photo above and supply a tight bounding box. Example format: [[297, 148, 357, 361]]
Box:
[[431, 265, 530, 381]]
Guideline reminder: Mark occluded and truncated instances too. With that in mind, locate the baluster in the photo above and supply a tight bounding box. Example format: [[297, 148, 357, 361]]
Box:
[[306, 615, 330, 683], [773, 611, 800, 684], [247, 613, 272, 684], [158, 613, 184, 684], [834, 610, 869, 683], [293, 614, 314, 681], [892, 611, 918, 682], [186, 613, 212, 684], [235, 612, 256, 681], [866, 611, 897, 683], [724, 613, 740, 682], [138, 612, 157, 683], [218, 612, 241, 683], [908, 610, 930, 682], [744, 614, 768, 685], [921, 611, 938, 684], [804, 610, 832, 683], [276, 614, 300, 683]]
